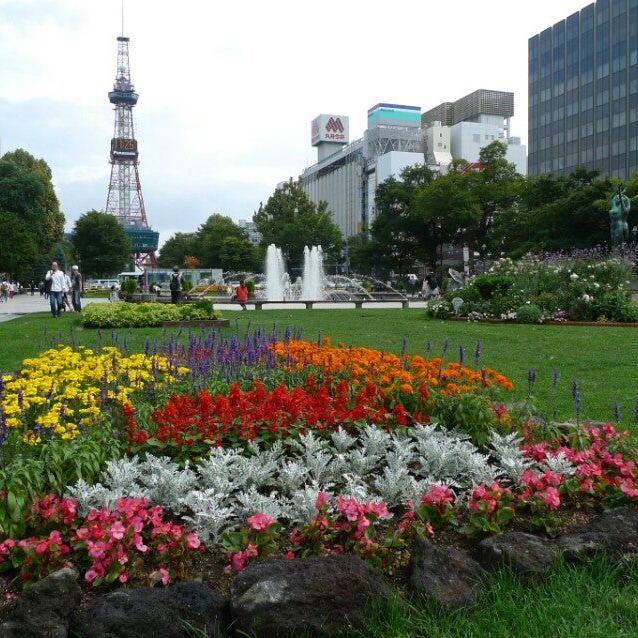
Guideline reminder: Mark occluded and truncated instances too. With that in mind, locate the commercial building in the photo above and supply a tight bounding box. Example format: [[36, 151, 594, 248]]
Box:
[[422, 89, 527, 174], [297, 92, 526, 239], [528, 0, 638, 178], [299, 105, 424, 237]]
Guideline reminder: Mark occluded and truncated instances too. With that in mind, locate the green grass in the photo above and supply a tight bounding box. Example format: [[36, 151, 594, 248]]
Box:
[[352, 555, 638, 638], [2, 308, 637, 425]]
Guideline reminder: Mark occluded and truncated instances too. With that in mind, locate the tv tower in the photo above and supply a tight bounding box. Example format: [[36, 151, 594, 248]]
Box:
[[104, 30, 158, 268]]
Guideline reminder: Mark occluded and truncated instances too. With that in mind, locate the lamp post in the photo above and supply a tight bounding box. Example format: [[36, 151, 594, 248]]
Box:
[[481, 243, 487, 273]]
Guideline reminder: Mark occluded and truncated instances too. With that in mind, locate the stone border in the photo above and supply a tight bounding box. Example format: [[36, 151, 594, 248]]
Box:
[[3, 507, 637, 637]]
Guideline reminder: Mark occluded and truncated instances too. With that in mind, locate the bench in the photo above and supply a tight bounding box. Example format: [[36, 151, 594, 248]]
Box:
[[214, 299, 410, 310]]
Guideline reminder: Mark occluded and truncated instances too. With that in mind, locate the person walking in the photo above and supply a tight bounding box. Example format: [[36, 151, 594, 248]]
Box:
[[234, 278, 249, 311], [45, 261, 66, 317], [169, 266, 184, 304], [70, 265, 83, 312]]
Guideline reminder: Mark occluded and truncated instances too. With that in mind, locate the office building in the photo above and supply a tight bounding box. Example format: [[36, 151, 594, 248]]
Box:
[[528, 0, 638, 178], [422, 89, 527, 174]]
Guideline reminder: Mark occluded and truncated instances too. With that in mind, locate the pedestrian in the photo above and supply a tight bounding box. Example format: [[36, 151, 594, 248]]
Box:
[[234, 278, 249, 311], [44, 261, 66, 317], [70, 265, 83, 312], [0, 280, 8, 303], [30, 281, 35, 296], [169, 266, 184, 304]]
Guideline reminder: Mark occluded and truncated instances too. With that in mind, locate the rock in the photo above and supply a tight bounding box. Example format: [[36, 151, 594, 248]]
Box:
[[409, 539, 487, 609], [230, 555, 391, 637], [558, 507, 638, 562], [0, 567, 82, 638], [69, 582, 228, 638], [475, 532, 559, 580]]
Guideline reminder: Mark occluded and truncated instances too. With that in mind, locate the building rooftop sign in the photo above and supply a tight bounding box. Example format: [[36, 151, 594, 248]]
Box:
[[311, 114, 349, 146]]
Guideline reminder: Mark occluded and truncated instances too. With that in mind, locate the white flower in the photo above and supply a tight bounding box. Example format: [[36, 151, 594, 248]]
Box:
[[582, 294, 591, 302], [570, 273, 579, 280]]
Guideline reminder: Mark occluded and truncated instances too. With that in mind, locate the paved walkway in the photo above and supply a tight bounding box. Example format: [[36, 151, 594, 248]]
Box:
[[0, 294, 109, 319]]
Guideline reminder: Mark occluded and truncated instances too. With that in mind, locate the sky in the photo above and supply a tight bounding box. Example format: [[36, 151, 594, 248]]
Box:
[[0, 0, 591, 248]]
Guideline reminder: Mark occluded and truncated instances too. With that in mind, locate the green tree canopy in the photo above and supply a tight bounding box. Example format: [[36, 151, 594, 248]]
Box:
[[71, 211, 132, 277], [157, 232, 200, 268], [1, 149, 65, 254], [197, 214, 246, 268], [219, 236, 259, 272], [0, 211, 38, 278], [253, 180, 343, 272]]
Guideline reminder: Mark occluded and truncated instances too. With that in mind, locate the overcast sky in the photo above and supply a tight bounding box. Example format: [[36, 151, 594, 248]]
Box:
[[0, 0, 590, 247]]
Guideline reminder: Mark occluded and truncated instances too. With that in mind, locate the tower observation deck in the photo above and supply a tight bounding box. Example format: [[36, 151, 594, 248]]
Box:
[[105, 35, 159, 268]]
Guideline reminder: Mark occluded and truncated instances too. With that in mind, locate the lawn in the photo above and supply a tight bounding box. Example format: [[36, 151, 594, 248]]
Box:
[[2, 307, 637, 426]]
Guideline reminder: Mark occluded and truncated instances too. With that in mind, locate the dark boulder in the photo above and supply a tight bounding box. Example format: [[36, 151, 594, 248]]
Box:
[[409, 539, 487, 609], [475, 532, 559, 580], [558, 507, 638, 562], [230, 555, 391, 637], [69, 582, 228, 638], [0, 567, 82, 638]]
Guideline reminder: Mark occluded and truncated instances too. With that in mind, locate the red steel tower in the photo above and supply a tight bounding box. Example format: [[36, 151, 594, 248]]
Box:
[[105, 34, 158, 268]]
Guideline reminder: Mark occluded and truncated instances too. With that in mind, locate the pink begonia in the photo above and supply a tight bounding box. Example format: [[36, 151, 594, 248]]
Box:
[[315, 491, 328, 509], [118, 572, 128, 583], [85, 568, 99, 583], [245, 543, 259, 558], [284, 551, 296, 560], [620, 479, 638, 498], [247, 512, 275, 531], [159, 566, 170, 586], [109, 521, 126, 540], [186, 533, 201, 549], [543, 487, 561, 510]]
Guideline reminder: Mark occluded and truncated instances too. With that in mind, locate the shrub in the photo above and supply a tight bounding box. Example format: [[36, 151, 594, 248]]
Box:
[[590, 292, 638, 323], [516, 303, 544, 324], [120, 279, 137, 296], [472, 274, 514, 300], [81, 302, 220, 328]]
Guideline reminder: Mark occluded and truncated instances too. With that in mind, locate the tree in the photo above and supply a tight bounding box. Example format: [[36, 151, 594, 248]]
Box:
[[253, 180, 343, 272], [71, 211, 132, 277], [0, 211, 38, 277], [346, 234, 381, 275], [2, 149, 65, 254], [219, 236, 259, 272], [467, 141, 523, 252], [371, 165, 436, 272], [197, 214, 246, 268], [158, 232, 200, 268], [412, 174, 482, 266]]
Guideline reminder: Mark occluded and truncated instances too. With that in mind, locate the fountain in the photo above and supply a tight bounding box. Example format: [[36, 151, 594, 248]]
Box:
[[264, 244, 287, 301], [203, 244, 407, 303], [301, 246, 325, 300]]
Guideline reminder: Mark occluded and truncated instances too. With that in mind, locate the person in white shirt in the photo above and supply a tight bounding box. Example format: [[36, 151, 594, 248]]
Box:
[[45, 261, 67, 317]]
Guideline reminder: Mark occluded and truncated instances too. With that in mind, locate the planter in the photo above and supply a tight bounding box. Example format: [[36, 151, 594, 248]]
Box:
[[161, 319, 230, 328]]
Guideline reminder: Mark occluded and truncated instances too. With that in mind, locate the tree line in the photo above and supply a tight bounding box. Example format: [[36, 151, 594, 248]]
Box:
[[350, 141, 638, 274]]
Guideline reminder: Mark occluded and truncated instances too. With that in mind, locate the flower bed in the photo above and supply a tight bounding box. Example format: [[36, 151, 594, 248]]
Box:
[[1, 330, 638, 603], [427, 255, 638, 323], [81, 300, 221, 328]]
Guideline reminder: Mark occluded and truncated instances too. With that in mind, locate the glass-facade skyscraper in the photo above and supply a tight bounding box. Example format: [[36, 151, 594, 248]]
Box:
[[528, 0, 638, 179]]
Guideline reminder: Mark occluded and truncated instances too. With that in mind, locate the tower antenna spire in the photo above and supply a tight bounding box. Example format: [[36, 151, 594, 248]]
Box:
[[121, 0, 124, 36]]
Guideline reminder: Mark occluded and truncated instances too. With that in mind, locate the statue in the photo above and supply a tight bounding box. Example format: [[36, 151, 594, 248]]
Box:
[[609, 185, 631, 250]]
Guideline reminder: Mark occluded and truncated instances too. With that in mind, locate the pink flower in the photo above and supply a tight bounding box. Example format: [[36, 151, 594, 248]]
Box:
[[118, 572, 128, 583], [35, 540, 49, 555], [186, 533, 201, 549], [245, 543, 259, 558], [543, 487, 561, 510], [620, 479, 638, 498], [109, 521, 126, 541], [48, 530, 63, 544], [159, 566, 170, 586], [85, 569, 99, 583], [247, 512, 275, 531], [230, 553, 247, 572], [315, 491, 329, 509], [133, 534, 149, 553], [284, 551, 296, 560]]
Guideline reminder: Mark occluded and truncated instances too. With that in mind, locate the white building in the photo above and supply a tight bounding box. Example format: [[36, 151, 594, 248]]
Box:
[[422, 89, 527, 174]]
